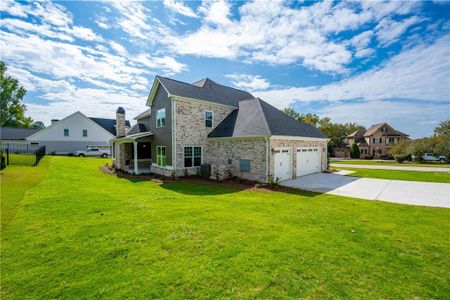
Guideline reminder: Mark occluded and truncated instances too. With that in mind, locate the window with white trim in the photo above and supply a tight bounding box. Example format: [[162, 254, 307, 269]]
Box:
[[184, 146, 202, 167], [156, 146, 166, 167], [205, 111, 213, 128], [82, 129, 88, 137], [156, 108, 166, 128]]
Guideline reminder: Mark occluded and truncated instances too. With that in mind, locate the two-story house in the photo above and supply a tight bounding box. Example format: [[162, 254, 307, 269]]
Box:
[[346, 123, 409, 158], [111, 76, 328, 182]]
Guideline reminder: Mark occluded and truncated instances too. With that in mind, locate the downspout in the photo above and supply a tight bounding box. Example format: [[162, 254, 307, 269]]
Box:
[[172, 97, 177, 173], [265, 136, 269, 183]]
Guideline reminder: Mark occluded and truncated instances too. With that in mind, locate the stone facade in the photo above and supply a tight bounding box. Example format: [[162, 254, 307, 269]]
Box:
[[174, 98, 235, 174], [204, 138, 267, 181], [112, 143, 131, 170], [268, 138, 328, 179], [115, 112, 126, 137]]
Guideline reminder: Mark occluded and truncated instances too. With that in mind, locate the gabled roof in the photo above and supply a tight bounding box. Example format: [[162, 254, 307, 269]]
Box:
[[127, 123, 147, 135], [364, 123, 409, 137], [0, 127, 42, 140], [89, 118, 131, 136], [208, 98, 327, 139], [134, 108, 151, 120], [347, 129, 365, 138], [149, 76, 254, 107]]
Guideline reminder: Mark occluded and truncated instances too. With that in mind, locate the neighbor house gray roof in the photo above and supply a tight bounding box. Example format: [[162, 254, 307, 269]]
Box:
[[156, 76, 254, 107], [89, 118, 131, 136], [0, 127, 42, 140], [347, 129, 365, 138], [208, 98, 327, 139]]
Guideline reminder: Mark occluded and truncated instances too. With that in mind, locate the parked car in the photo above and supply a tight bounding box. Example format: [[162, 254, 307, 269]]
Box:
[[75, 148, 110, 158], [422, 153, 447, 162]]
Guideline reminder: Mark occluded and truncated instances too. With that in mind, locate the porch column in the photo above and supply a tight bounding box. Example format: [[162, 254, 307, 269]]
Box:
[[133, 141, 138, 174]]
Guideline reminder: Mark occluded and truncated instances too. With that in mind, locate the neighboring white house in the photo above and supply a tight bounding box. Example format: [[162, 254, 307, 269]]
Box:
[[26, 111, 130, 154]]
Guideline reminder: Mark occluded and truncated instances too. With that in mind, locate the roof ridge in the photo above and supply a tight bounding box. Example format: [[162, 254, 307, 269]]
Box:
[[254, 98, 271, 135]]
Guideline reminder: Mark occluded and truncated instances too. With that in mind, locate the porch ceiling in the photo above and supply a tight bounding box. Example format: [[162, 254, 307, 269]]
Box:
[[112, 131, 153, 143]]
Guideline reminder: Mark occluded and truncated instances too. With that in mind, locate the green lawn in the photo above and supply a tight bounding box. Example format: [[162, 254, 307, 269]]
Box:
[[336, 167, 450, 183], [1, 157, 449, 299], [6, 153, 36, 166], [331, 159, 450, 168]]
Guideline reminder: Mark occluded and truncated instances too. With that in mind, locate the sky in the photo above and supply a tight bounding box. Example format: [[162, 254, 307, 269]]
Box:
[[1, 0, 449, 138]]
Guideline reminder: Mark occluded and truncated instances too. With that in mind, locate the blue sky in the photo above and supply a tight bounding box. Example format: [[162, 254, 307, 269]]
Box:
[[1, 0, 449, 138]]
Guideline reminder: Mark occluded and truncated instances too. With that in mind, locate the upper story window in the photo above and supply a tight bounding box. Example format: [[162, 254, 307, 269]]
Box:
[[64, 129, 69, 136], [382, 127, 387, 133], [156, 108, 166, 128], [205, 111, 213, 128], [82, 129, 88, 137]]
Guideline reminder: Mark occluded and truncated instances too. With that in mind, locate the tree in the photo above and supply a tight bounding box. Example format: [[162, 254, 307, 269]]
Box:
[[434, 120, 450, 137], [32, 121, 45, 129], [350, 143, 360, 158], [0, 61, 33, 127]]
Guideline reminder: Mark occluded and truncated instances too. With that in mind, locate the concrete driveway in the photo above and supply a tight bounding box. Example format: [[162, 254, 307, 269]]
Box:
[[331, 164, 450, 173], [280, 172, 450, 208]]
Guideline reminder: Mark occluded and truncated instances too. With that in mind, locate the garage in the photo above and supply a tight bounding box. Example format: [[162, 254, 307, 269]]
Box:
[[274, 148, 291, 181], [296, 147, 321, 177]]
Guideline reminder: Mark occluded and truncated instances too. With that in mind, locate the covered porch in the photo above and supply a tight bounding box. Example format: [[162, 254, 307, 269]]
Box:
[[112, 132, 153, 174]]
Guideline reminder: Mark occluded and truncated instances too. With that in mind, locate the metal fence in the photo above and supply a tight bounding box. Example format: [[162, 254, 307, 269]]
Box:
[[1, 144, 46, 166]]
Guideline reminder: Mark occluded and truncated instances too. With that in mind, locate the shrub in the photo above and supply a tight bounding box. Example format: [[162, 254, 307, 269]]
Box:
[[0, 150, 6, 170], [394, 154, 409, 163], [350, 143, 360, 159]]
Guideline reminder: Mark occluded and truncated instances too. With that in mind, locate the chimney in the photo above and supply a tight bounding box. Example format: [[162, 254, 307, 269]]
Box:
[[116, 107, 126, 137], [51, 119, 59, 125]]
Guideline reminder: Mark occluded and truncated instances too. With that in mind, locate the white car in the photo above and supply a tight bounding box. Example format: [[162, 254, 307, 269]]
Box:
[[422, 153, 447, 162], [75, 148, 110, 158]]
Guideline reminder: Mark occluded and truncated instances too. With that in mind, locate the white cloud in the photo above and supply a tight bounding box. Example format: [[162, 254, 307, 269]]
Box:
[[376, 16, 425, 46], [198, 0, 232, 26], [255, 36, 450, 108], [166, 1, 424, 73], [163, 0, 197, 18], [109, 41, 128, 56], [94, 16, 110, 29], [226, 74, 270, 91]]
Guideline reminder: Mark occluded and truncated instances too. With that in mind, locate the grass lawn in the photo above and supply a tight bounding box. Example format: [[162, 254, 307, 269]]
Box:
[[1, 157, 449, 298], [331, 159, 450, 168], [336, 167, 450, 183]]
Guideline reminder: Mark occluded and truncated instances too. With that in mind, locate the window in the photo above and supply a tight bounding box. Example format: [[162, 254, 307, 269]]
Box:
[[156, 146, 166, 167], [240, 159, 250, 172], [205, 111, 213, 128], [156, 108, 166, 128], [184, 146, 202, 167], [372, 137, 376, 144], [82, 129, 88, 137], [382, 127, 387, 133], [64, 129, 69, 136]]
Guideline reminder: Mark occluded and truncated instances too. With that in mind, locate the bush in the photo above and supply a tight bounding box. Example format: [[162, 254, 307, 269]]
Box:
[[350, 143, 360, 159], [394, 154, 409, 163], [0, 150, 6, 170]]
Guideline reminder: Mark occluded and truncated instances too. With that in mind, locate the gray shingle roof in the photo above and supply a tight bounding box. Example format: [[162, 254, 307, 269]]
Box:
[[208, 98, 327, 139], [157, 76, 254, 107], [0, 127, 42, 140], [127, 123, 147, 135], [89, 118, 131, 136]]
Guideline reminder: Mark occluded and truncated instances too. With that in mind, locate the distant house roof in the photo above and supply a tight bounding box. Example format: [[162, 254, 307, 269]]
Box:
[[208, 98, 327, 139], [155, 76, 254, 107], [89, 118, 131, 136], [347, 123, 409, 138], [0, 127, 41, 140]]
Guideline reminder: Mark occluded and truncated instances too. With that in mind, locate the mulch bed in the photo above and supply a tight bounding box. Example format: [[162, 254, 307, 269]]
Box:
[[99, 164, 293, 192]]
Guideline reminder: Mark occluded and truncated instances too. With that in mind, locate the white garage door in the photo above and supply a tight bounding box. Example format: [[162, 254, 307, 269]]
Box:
[[296, 147, 321, 177], [274, 149, 291, 181]]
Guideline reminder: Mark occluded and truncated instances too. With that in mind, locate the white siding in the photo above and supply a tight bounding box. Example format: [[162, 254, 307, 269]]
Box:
[[28, 112, 113, 142]]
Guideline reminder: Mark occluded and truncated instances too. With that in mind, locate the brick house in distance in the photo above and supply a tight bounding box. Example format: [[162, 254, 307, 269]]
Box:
[[111, 76, 328, 182], [346, 123, 409, 158]]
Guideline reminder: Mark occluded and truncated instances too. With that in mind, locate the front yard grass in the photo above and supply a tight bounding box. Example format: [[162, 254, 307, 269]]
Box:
[[336, 167, 450, 183], [1, 156, 449, 299], [331, 159, 450, 168]]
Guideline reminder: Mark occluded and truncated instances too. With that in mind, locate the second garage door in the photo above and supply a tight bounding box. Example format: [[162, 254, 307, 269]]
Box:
[[274, 149, 291, 181], [296, 147, 321, 177]]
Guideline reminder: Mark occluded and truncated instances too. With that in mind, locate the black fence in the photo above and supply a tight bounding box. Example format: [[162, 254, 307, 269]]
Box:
[[1, 144, 46, 166]]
